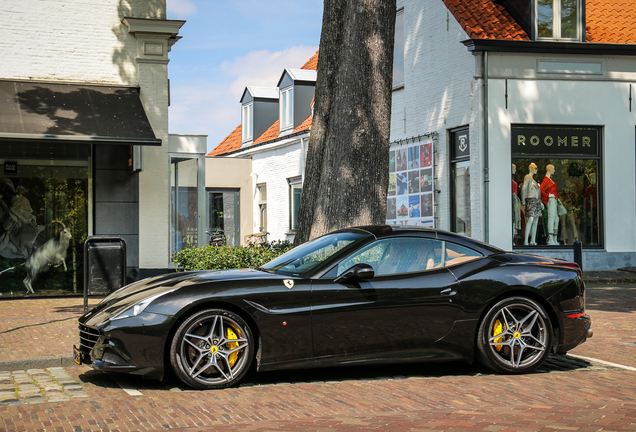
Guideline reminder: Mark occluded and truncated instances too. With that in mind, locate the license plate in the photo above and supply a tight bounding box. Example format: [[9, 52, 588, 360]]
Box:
[[73, 345, 81, 365]]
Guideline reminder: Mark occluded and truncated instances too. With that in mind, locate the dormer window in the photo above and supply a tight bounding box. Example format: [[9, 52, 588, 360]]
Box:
[[242, 102, 253, 142], [536, 0, 581, 41], [280, 86, 293, 131]]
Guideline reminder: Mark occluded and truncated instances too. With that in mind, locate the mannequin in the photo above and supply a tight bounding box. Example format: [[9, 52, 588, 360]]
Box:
[[540, 164, 559, 245], [521, 163, 541, 245], [511, 164, 521, 244]]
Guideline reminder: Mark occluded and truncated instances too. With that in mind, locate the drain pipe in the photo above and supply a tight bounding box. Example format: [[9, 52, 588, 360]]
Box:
[[483, 50, 490, 243]]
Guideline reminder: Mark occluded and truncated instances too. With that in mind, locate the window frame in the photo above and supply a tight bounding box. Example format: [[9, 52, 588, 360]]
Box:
[[393, 7, 405, 89], [511, 124, 603, 249], [241, 102, 253, 143], [257, 183, 267, 233], [280, 86, 294, 131], [535, 0, 582, 42], [450, 127, 471, 236], [288, 176, 302, 233]]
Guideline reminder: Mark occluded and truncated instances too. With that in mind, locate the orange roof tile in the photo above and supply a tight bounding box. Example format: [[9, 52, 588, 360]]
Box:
[[444, 0, 636, 44], [300, 51, 319, 70], [586, 0, 636, 43], [254, 120, 280, 144], [210, 51, 319, 156], [208, 124, 242, 156], [293, 115, 312, 133], [443, 0, 529, 40]]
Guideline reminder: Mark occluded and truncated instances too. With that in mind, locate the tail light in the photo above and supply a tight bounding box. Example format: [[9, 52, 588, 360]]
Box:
[[539, 261, 582, 278]]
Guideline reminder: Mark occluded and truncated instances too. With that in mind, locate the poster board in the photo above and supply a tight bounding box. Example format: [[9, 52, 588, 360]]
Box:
[[386, 138, 435, 227]]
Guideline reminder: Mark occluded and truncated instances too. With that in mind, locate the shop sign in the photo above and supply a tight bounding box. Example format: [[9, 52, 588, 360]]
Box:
[[512, 125, 599, 156], [451, 129, 470, 161], [4, 161, 17, 175]]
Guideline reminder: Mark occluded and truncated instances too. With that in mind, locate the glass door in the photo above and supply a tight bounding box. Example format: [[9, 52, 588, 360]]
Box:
[[171, 156, 204, 256], [208, 189, 240, 246]]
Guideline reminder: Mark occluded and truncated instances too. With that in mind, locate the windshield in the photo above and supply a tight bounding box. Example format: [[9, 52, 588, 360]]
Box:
[[259, 231, 371, 277]]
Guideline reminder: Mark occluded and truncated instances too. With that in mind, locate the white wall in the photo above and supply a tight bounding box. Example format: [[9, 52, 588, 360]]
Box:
[[1, 0, 180, 271], [487, 52, 636, 253], [0, 0, 165, 86], [243, 137, 306, 243], [392, 0, 481, 236]]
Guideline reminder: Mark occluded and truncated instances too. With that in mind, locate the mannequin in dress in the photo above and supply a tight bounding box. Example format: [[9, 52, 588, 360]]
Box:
[[521, 163, 541, 245], [540, 164, 559, 245], [511, 164, 521, 244]]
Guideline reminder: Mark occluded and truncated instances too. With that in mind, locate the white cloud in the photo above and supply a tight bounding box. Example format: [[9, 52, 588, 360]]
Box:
[[221, 46, 318, 96], [169, 45, 318, 153], [166, 0, 197, 17]]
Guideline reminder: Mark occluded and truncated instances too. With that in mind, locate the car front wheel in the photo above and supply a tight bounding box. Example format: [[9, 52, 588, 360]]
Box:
[[170, 309, 254, 389], [477, 297, 552, 374]]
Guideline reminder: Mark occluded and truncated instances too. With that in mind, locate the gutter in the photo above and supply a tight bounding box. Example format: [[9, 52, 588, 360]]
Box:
[[462, 39, 636, 56], [483, 51, 490, 244]]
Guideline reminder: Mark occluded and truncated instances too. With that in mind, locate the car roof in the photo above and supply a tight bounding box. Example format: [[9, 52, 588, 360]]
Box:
[[333, 225, 504, 256]]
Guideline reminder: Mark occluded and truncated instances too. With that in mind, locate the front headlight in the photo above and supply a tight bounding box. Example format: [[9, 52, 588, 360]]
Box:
[[111, 290, 175, 321]]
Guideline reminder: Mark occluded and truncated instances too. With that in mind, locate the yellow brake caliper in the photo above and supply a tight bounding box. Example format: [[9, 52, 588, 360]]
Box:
[[493, 319, 505, 352], [226, 327, 239, 367]]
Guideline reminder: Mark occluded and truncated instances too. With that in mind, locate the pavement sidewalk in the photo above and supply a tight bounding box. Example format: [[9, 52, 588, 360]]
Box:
[[0, 269, 635, 372]]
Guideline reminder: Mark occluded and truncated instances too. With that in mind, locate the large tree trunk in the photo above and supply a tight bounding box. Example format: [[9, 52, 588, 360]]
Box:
[[295, 0, 396, 245]]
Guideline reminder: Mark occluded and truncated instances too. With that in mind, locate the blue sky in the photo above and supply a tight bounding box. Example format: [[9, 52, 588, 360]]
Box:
[[166, 0, 323, 153]]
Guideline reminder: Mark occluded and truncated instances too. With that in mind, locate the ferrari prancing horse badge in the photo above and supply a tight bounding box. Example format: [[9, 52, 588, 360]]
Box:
[[283, 280, 294, 289]]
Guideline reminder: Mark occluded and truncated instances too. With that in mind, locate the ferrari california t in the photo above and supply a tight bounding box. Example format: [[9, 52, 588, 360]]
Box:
[[75, 226, 592, 389]]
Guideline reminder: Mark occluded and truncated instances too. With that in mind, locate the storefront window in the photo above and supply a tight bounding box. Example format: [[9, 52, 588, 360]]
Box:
[[511, 125, 601, 247], [0, 159, 89, 296]]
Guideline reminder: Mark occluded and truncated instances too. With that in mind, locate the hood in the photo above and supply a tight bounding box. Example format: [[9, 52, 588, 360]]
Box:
[[81, 268, 286, 322]]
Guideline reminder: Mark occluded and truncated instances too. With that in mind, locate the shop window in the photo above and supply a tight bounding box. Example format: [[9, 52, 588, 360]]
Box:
[[288, 177, 302, 232], [0, 159, 89, 296], [511, 125, 601, 248], [536, 0, 581, 41], [450, 127, 471, 236]]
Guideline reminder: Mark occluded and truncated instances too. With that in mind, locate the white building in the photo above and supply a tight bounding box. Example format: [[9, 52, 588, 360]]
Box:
[[209, 0, 636, 270], [0, 0, 197, 295], [206, 55, 318, 245], [389, 0, 636, 270]]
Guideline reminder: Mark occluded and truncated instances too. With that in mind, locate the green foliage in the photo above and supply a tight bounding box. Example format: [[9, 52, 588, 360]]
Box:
[[172, 240, 294, 272]]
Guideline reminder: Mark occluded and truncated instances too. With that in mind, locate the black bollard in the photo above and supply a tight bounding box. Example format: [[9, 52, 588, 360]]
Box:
[[573, 241, 583, 270]]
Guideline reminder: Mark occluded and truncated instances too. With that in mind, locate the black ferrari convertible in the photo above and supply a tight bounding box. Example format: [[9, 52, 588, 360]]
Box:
[[75, 226, 592, 389]]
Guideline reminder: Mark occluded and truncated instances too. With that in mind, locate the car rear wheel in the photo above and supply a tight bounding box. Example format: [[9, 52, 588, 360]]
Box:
[[170, 309, 253, 389], [477, 297, 552, 374]]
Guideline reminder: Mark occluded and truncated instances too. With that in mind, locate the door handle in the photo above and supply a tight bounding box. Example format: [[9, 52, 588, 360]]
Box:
[[440, 288, 457, 296]]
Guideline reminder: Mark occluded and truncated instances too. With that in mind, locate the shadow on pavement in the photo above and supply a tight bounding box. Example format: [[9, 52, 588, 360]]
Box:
[[77, 354, 595, 392], [585, 285, 636, 313]]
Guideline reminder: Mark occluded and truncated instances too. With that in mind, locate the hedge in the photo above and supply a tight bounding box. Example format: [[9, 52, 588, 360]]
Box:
[[172, 240, 294, 272]]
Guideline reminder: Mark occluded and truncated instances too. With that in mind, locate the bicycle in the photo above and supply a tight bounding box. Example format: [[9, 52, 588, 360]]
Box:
[[206, 230, 226, 247]]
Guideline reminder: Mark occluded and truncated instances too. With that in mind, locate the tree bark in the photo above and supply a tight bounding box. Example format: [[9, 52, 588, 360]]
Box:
[[295, 0, 396, 245]]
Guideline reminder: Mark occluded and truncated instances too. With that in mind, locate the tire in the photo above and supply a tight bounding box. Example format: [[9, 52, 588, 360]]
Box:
[[477, 296, 552, 374], [170, 309, 254, 389]]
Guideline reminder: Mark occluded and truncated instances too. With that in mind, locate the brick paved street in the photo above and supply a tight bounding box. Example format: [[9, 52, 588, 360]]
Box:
[[0, 283, 634, 431]]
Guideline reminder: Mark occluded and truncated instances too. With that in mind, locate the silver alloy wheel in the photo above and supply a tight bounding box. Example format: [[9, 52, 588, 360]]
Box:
[[172, 310, 253, 389], [486, 301, 549, 369]]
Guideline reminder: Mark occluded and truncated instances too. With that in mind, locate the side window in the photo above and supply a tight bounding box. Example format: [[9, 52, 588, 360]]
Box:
[[337, 237, 444, 276], [443, 242, 482, 267]]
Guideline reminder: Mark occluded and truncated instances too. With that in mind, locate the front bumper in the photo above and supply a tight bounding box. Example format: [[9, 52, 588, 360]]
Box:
[[76, 312, 176, 380]]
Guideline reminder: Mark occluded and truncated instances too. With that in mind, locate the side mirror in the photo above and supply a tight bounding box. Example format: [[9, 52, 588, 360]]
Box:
[[334, 263, 375, 285]]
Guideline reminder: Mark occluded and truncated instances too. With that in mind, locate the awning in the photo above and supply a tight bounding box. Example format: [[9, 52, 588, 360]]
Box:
[[0, 80, 161, 146]]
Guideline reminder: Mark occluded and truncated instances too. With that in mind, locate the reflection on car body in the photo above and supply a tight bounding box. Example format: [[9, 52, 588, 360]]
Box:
[[76, 225, 592, 389]]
